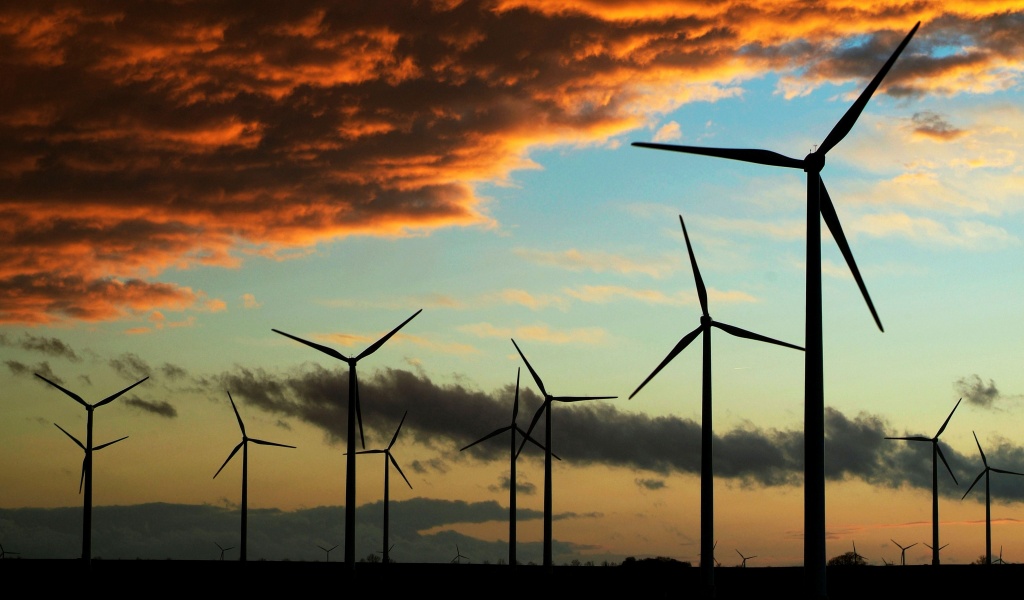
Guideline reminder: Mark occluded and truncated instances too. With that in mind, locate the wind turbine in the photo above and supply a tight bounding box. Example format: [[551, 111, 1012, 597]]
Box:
[[215, 542, 235, 561], [35, 373, 147, 564], [851, 541, 866, 565], [460, 368, 556, 568], [886, 398, 961, 565], [994, 546, 1006, 565], [890, 539, 917, 566], [317, 543, 339, 562], [961, 430, 1024, 565], [451, 544, 469, 564], [213, 391, 295, 562], [923, 541, 948, 563], [272, 309, 421, 569], [630, 214, 802, 595], [355, 411, 411, 565], [512, 339, 616, 572], [631, 22, 920, 597], [0, 543, 19, 559], [736, 549, 756, 568]]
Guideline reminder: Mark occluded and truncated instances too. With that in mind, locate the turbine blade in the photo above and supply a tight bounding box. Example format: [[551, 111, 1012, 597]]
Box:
[[554, 395, 617, 403], [54, 423, 85, 450], [512, 368, 520, 421], [936, 444, 959, 485], [95, 376, 149, 408], [227, 391, 246, 436], [973, 431, 988, 466], [517, 426, 560, 460], [990, 467, 1024, 477], [390, 453, 413, 489], [629, 325, 703, 399], [354, 369, 365, 449], [79, 456, 85, 494], [631, 143, 804, 169], [93, 435, 128, 451], [819, 181, 883, 331], [388, 411, 408, 450], [250, 438, 296, 449], [961, 471, 985, 500], [517, 402, 548, 458], [936, 398, 962, 437], [272, 329, 349, 361], [885, 435, 931, 442], [511, 338, 547, 398], [214, 442, 244, 479], [679, 215, 708, 317], [355, 449, 386, 455], [356, 309, 423, 361], [712, 322, 804, 351], [460, 426, 511, 451], [35, 374, 87, 407], [817, 22, 921, 155]]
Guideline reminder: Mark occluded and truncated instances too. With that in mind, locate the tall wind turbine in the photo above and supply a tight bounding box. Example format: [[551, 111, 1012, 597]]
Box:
[[961, 430, 1024, 565], [630, 214, 802, 595], [460, 368, 554, 568], [35, 373, 147, 564], [890, 539, 917, 566], [272, 309, 421, 569], [886, 397, 961, 565], [355, 411, 412, 565], [512, 338, 616, 572], [213, 391, 295, 562], [631, 22, 920, 597]]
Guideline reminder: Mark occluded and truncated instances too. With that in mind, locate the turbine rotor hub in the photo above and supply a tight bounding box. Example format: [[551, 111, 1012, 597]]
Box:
[[804, 151, 825, 173], [700, 315, 712, 326]]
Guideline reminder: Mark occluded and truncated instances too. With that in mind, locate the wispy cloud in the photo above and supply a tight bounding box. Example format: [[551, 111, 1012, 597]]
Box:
[[514, 248, 680, 278], [458, 322, 607, 345]]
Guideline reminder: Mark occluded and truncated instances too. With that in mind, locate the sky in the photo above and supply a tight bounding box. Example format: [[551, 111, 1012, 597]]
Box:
[[3, 0, 1024, 568]]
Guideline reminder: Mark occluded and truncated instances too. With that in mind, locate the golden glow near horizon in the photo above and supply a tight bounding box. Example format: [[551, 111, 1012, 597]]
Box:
[[3, 1, 1024, 567]]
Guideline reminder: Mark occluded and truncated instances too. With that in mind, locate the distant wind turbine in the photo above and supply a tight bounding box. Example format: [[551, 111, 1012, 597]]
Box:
[[35, 373, 147, 564], [0, 543, 19, 559], [355, 411, 412, 565], [317, 543, 339, 562], [890, 539, 917, 566], [215, 542, 235, 561], [512, 339, 616, 572], [961, 430, 1024, 565], [213, 391, 295, 562], [851, 541, 866, 565], [451, 544, 469, 564], [630, 214, 802, 596], [632, 22, 920, 597], [886, 398, 961, 565], [736, 549, 756, 568], [272, 309, 421, 569], [923, 541, 948, 562], [460, 368, 555, 568]]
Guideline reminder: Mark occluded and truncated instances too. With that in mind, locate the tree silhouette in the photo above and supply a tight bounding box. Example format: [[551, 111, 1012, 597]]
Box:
[[827, 551, 867, 567]]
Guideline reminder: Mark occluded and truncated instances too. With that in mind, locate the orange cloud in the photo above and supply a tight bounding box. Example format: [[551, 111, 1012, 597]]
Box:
[[1, 2, 1019, 323]]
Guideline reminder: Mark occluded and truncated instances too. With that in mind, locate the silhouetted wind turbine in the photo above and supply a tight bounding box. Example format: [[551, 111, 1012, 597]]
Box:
[[355, 411, 412, 565], [35, 373, 147, 564], [0, 543, 20, 559], [923, 541, 948, 563], [213, 391, 295, 562], [215, 542, 234, 561], [851, 541, 866, 565], [512, 339, 616, 572], [630, 214, 802, 595], [994, 546, 1006, 565], [886, 397, 961, 565], [890, 539, 917, 566], [460, 368, 555, 568], [317, 543, 339, 562], [632, 22, 920, 597], [736, 549, 756, 568], [272, 309, 421, 569], [961, 430, 1024, 565], [451, 544, 469, 564]]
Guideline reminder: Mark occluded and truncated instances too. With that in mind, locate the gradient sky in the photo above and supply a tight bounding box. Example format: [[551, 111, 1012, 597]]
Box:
[[3, 1, 1024, 567]]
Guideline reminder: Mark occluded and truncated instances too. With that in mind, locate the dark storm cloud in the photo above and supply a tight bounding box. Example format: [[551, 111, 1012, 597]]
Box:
[[3, 2, 1019, 324], [910, 110, 966, 140], [7, 359, 63, 384], [636, 478, 666, 491], [160, 362, 188, 380], [0, 333, 81, 361], [954, 375, 999, 408], [122, 394, 177, 418], [218, 363, 1024, 500], [108, 352, 152, 381]]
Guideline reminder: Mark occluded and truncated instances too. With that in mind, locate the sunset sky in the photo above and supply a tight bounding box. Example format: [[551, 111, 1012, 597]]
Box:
[[3, 1, 1024, 567]]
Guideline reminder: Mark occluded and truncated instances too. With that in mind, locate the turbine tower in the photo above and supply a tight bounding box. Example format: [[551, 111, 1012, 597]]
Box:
[[213, 391, 295, 561], [35, 373, 147, 565], [460, 368, 554, 568], [630, 215, 802, 596], [355, 411, 412, 565], [512, 338, 616, 572], [631, 22, 919, 598], [272, 309, 421, 569], [961, 430, 1024, 565], [885, 398, 961, 565]]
